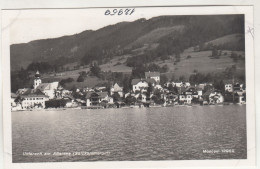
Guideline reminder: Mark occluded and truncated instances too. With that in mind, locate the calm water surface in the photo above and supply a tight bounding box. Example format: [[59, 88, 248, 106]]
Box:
[[12, 105, 247, 162]]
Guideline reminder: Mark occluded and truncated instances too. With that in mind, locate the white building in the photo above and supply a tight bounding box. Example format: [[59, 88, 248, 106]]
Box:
[[209, 92, 224, 104], [135, 93, 147, 102], [186, 94, 192, 104], [110, 83, 124, 97], [20, 89, 49, 109], [37, 82, 59, 99], [131, 79, 156, 93], [175, 81, 183, 88], [145, 71, 160, 82]]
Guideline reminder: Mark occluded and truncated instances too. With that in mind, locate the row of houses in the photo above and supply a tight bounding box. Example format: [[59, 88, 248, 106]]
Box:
[[11, 71, 246, 110]]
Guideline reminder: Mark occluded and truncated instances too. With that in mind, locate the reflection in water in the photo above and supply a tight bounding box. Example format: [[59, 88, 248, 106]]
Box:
[[12, 105, 246, 162]]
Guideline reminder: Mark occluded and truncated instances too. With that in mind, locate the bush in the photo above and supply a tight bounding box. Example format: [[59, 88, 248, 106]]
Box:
[[186, 55, 191, 59], [60, 78, 74, 86], [77, 75, 84, 82], [90, 63, 101, 77], [45, 99, 67, 108]]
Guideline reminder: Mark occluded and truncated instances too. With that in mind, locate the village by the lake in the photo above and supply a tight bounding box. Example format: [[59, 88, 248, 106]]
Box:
[[11, 69, 246, 111]]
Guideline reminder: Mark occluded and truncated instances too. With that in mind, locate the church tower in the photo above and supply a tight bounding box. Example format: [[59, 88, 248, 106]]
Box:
[[33, 70, 42, 89]]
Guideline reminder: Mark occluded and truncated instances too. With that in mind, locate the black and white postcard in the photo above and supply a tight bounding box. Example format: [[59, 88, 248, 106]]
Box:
[[1, 6, 255, 169]]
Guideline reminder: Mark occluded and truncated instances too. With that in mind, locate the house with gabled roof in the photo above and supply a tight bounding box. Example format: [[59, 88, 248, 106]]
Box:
[[145, 71, 160, 82], [134, 93, 147, 103], [20, 89, 49, 109], [85, 91, 113, 107], [131, 78, 156, 93], [110, 83, 124, 97]]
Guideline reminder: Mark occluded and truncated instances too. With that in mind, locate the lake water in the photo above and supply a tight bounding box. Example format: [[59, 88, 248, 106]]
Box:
[[12, 105, 247, 162]]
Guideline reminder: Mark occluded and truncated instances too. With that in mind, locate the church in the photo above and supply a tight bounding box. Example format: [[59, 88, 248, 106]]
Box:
[[33, 71, 60, 99]]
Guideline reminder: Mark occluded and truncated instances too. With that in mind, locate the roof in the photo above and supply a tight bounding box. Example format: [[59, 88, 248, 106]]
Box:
[[37, 82, 59, 91], [223, 79, 244, 85], [131, 78, 156, 85], [112, 83, 123, 91], [202, 89, 214, 97], [35, 70, 40, 78], [11, 93, 17, 98], [145, 71, 160, 78], [20, 89, 48, 98], [16, 88, 30, 95], [85, 92, 108, 99]]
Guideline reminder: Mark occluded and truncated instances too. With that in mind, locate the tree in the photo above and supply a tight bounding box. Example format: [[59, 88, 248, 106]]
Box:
[[160, 74, 168, 86], [168, 83, 174, 92], [213, 79, 225, 92], [151, 90, 164, 104], [122, 76, 131, 93], [161, 65, 169, 73], [179, 75, 186, 82], [211, 47, 218, 58], [90, 63, 101, 77], [79, 71, 88, 77], [147, 82, 153, 96], [101, 100, 108, 108], [112, 92, 121, 102], [132, 64, 146, 78], [124, 96, 136, 105], [173, 85, 178, 93], [171, 74, 176, 81], [77, 75, 84, 82], [60, 78, 74, 86]]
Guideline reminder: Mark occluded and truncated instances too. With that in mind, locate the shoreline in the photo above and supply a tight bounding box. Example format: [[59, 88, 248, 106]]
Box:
[[11, 103, 246, 112]]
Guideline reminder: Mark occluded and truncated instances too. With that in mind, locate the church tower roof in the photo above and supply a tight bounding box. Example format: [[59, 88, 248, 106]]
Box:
[[35, 70, 40, 78]]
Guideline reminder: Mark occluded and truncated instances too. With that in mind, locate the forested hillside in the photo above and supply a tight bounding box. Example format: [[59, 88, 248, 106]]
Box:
[[10, 15, 244, 71]]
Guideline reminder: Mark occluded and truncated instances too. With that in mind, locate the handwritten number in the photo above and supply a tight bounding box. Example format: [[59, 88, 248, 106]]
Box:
[[104, 10, 110, 15], [110, 9, 117, 16], [129, 8, 135, 15], [104, 8, 135, 16], [125, 9, 130, 15], [118, 9, 123, 15]]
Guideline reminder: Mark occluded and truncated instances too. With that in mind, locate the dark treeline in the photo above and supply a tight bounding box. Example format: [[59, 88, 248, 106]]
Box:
[[27, 62, 53, 73], [11, 68, 32, 92]]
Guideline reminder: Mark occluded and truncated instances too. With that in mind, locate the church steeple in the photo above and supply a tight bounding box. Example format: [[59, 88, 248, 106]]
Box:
[[34, 70, 42, 89], [35, 70, 40, 78]]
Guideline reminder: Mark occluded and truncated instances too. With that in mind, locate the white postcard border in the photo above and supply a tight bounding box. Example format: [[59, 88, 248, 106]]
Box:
[[1, 5, 255, 169]]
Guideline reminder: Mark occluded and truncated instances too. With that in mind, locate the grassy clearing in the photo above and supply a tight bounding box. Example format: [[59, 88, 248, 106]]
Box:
[[156, 48, 245, 79], [127, 25, 184, 48], [206, 33, 243, 46]]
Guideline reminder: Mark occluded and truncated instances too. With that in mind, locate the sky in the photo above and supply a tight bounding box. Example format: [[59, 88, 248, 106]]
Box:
[[3, 6, 249, 44], [4, 8, 177, 44]]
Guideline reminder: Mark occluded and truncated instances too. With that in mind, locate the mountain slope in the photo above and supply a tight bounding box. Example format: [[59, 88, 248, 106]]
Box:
[[10, 15, 244, 71]]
